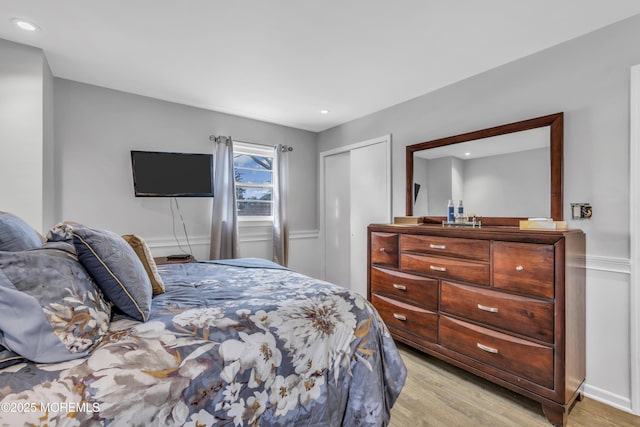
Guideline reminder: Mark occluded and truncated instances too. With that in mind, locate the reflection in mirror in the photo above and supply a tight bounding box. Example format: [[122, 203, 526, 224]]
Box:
[[413, 127, 549, 218], [406, 112, 563, 226]]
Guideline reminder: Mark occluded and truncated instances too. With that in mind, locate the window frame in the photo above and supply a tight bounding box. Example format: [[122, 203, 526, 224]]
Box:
[[233, 141, 275, 222]]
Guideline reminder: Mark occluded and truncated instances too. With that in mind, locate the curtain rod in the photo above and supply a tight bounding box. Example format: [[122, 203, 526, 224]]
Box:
[[209, 136, 293, 152]]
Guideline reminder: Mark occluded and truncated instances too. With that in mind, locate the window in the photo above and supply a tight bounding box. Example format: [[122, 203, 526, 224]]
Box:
[[233, 142, 274, 219]]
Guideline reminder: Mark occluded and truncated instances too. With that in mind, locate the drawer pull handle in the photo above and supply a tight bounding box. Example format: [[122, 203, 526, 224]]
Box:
[[477, 343, 499, 354], [516, 265, 524, 271], [477, 304, 499, 313], [430, 265, 447, 272], [379, 247, 386, 253], [393, 313, 407, 321], [429, 244, 446, 249], [392, 284, 407, 291]]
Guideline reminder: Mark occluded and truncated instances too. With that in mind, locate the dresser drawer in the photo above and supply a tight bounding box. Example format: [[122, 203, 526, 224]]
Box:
[[440, 281, 554, 343], [372, 294, 438, 344], [400, 235, 489, 262], [440, 316, 553, 388], [400, 253, 489, 286], [492, 242, 555, 299], [371, 266, 438, 310], [371, 232, 399, 267]]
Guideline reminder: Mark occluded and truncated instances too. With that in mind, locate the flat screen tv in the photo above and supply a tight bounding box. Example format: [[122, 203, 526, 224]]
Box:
[[131, 150, 214, 197]]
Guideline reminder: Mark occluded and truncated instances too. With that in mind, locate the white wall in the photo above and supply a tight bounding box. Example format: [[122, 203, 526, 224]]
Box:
[[425, 157, 453, 216], [418, 149, 548, 217], [413, 157, 429, 214], [451, 157, 464, 206], [42, 55, 56, 230], [53, 79, 319, 276], [318, 14, 640, 412], [0, 39, 47, 230], [463, 148, 549, 217]]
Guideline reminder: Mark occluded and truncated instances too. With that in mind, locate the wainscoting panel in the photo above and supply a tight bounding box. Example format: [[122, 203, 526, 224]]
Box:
[[147, 230, 320, 279], [584, 255, 633, 414], [146, 235, 210, 261]]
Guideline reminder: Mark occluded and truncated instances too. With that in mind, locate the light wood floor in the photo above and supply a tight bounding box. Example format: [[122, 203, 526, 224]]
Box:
[[390, 343, 640, 427]]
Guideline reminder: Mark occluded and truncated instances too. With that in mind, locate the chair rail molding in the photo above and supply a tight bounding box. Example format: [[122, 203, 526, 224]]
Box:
[[586, 255, 631, 274], [146, 230, 319, 248]]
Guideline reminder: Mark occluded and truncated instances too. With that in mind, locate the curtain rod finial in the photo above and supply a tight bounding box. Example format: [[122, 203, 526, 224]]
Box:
[[209, 135, 215, 142]]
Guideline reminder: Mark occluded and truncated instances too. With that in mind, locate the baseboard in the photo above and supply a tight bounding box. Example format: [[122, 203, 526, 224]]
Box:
[[582, 383, 634, 414]]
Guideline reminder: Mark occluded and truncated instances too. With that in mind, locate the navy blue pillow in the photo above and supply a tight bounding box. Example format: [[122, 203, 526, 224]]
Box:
[[71, 225, 152, 322], [0, 211, 43, 251]]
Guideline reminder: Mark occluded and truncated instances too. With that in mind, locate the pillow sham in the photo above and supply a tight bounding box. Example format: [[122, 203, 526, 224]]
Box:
[[70, 225, 152, 321], [0, 242, 111, 363], [0, 211, 43, 251], [122, 234, 165, 295]]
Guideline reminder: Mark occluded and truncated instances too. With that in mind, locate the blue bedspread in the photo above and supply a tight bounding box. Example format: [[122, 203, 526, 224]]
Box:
[[0, 260, 406, 426]]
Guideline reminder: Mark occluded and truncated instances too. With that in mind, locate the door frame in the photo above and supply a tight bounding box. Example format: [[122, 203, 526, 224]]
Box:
[[319, 135, 391, 281], [630, 64, 640, 414]]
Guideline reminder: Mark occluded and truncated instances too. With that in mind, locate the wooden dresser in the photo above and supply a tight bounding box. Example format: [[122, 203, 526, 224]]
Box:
[[367, 224, 585, 427]]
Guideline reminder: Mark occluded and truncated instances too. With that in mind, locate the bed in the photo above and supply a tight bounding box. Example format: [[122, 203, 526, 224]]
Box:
[[0, 212, 406, 426]]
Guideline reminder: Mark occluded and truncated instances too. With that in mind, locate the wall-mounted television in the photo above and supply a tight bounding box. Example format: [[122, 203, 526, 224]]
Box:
[[131, 150, 214, 197]]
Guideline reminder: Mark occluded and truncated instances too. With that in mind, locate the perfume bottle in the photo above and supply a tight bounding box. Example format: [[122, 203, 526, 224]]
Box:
[[447, 200, 455, 222]]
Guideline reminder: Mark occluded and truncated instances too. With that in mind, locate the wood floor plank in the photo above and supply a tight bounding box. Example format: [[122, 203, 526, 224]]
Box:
[[390, 343, 640, 427]]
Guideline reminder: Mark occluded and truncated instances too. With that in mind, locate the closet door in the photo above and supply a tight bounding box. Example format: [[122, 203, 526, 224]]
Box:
[[321, 136, 391, 296], [323, 152, 351, 288], [350, 141, 391, 297]]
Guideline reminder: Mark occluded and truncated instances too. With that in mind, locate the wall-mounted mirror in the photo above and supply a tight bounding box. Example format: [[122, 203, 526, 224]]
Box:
[[406, 113, 563, 226]]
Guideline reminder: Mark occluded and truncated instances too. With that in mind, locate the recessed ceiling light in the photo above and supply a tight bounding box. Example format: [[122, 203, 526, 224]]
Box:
[[464, 152, 471, 156], [320, 109, 329, 114], [11, 18, 40, 32]]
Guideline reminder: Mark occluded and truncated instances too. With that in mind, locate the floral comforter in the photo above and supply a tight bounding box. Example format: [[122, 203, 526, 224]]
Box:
[[0, 259, 406, 426]]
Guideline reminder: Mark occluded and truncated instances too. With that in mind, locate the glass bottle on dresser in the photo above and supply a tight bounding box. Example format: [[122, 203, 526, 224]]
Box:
[[447, 200, 455, 222]]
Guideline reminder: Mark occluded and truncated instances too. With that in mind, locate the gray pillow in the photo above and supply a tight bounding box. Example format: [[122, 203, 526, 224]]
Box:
[[0, 211, 43, 251], [0, 242, 112, 363], [70, 225, 152, 322]]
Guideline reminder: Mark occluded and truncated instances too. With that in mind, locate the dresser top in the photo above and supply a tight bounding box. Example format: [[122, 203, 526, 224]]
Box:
[[368, 223, 584, 244]]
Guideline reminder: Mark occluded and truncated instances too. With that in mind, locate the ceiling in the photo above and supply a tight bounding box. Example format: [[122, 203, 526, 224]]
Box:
[[415, 127, 548, 160], [1, 1, 640, 132]]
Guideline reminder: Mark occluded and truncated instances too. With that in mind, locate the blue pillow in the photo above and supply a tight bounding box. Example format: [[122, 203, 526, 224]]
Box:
[[70, 225, 152, 322], [0, 242, 111, 363], [0, 211, 43, 251]]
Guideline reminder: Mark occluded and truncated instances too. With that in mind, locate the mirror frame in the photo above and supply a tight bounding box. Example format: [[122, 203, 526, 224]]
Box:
[[406, 112, 563, 226]]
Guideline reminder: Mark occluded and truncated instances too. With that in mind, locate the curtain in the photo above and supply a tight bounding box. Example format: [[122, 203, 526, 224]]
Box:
[[273, 145, 289, 266], [209, 136, 239, 260]]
